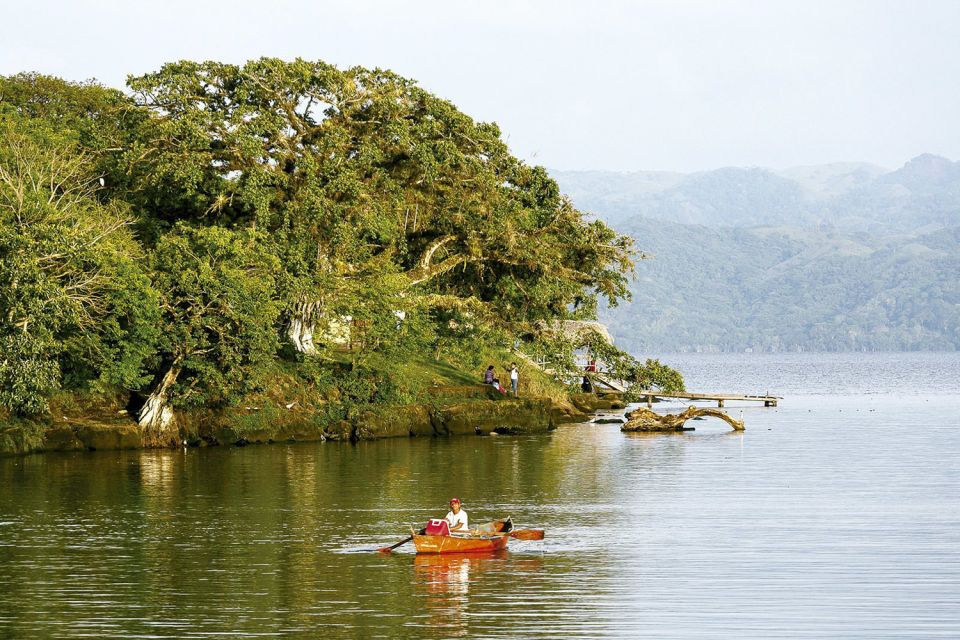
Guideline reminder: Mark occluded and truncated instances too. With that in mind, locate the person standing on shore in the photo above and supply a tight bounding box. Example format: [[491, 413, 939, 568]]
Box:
[[509, 362, 519, 397]]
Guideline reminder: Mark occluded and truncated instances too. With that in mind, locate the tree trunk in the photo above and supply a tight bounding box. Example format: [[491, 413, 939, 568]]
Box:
[[288, 300, 320, 354], [138, 360, 182, 447], [287, 315, 317, 354]]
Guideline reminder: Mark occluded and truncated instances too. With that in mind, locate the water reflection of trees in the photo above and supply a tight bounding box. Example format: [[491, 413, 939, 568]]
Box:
[[0, 425, 708, 635]]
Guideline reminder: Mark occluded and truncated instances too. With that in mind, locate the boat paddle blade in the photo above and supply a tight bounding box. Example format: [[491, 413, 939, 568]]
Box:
[[508, 529, 545, 541], [377, 536, 412, 553]]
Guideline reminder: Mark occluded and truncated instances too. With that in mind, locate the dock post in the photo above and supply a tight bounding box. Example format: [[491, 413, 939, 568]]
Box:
[[647, 395, 653, 408], [717, 399, 724, 408]]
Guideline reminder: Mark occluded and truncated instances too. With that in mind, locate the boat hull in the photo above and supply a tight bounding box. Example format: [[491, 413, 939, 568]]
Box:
[[412, 532, 509, 554]]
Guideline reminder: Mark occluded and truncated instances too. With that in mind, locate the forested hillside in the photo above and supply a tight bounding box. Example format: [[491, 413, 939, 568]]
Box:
[[597, 219, 959, 353], [554, 163, 960, 353]]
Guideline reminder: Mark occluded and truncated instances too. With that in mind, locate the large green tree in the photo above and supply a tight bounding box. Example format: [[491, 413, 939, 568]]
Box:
[[126, 58, 634, 355], [0, 73, 151, 207], [0, 118, 159, 415], [138, 224, 280, 444]]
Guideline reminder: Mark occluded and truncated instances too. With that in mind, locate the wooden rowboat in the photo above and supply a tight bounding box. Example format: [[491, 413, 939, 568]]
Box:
[[378, 518, 542, 554], [411, 519, 512, 555], [412, 531, 509, 554]]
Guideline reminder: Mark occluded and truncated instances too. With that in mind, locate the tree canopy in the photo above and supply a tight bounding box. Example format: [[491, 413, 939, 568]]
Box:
[[0, 59, 678, 441], [123, 59, 633, 326]]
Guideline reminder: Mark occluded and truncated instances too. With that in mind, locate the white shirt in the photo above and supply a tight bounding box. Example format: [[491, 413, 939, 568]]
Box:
[[445, 509, 469, 531], [510, 367, 518, 381]]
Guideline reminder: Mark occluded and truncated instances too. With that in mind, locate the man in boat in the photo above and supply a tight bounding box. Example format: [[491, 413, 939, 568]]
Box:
[[444, 497, 469, 533]]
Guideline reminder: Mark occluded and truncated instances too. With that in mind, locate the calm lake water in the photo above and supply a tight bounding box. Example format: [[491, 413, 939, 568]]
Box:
[[1, 353, 959, 638]]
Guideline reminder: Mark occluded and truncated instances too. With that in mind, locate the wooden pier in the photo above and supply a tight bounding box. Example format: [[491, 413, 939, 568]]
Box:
[[514, 351, 780, 408], [634, 390, 781, 408]]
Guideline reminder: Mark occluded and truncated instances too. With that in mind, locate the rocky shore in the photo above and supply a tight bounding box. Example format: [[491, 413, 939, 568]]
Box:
[[0, 391, 626, 457]]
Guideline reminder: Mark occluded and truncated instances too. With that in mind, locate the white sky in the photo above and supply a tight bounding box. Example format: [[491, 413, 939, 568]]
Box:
[[2, 0, 959, 172]]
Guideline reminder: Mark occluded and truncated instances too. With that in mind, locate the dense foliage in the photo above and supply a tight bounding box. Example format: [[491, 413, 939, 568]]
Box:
[[0, 63, 678, 438], [0, 119, 158, 413]]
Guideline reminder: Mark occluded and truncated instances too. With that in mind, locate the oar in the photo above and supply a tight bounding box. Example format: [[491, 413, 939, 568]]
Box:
[[503, 529, 545, 541], [377, 535, 412, 553]]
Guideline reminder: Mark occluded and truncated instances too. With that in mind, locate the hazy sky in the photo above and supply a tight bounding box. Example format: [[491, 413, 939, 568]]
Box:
[[3, 0, 959, 172]]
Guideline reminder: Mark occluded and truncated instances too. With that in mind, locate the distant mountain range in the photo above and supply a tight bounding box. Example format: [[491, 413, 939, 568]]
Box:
[[554, 154, 960, 234], [552, 156, 960, 353]]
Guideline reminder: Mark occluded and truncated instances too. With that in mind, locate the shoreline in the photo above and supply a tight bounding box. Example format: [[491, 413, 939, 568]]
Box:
[[0, 391, 625, 457]]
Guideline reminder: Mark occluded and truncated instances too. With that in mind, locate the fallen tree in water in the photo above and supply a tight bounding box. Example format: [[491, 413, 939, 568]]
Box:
[[621, 406, 744, 432]]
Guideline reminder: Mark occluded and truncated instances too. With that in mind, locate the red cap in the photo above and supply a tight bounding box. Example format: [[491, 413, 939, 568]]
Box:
[[449, 497, 461, 504]]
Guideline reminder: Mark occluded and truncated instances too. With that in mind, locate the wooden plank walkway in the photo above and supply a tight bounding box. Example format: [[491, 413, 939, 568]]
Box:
[[634, 390, 782, 407]]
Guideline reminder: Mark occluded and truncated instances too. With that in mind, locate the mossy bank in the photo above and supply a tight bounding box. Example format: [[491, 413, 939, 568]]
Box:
[[0, 392, 621, 456]]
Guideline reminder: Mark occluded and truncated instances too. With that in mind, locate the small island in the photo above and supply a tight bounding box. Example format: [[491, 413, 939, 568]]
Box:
[[0, 61, 684, 456]]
